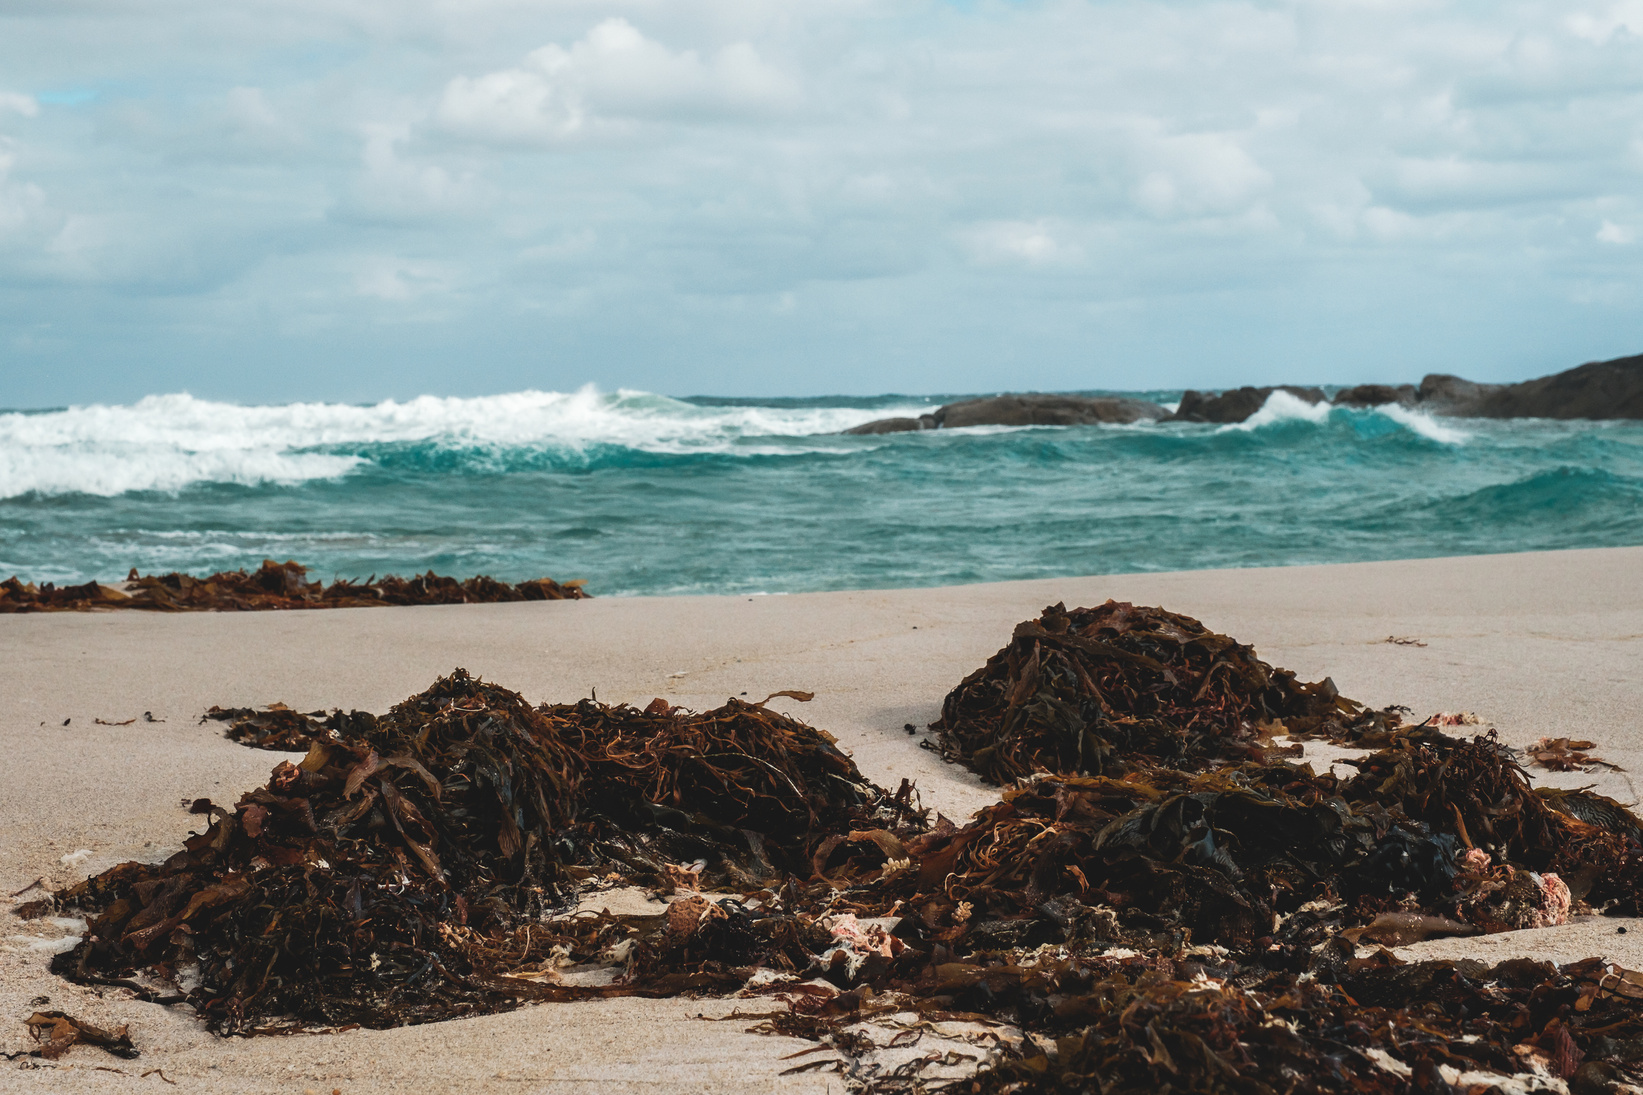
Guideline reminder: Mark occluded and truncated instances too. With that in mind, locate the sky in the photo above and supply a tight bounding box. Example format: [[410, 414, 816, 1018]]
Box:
[[1, 0, 1641, 406]]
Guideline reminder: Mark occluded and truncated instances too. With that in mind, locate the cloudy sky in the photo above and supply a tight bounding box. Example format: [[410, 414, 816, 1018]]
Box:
[[2, 0, 1641, 405]]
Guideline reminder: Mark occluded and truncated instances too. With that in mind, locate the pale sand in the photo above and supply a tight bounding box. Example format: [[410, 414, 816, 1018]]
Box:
[[3, 545, 1642, 1091]]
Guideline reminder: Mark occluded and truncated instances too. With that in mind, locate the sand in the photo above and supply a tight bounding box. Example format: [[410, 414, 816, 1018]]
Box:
[[3, 545, 1642, 1091]]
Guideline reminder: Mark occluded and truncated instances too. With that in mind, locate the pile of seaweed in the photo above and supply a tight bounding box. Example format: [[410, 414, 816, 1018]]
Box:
[[38, 602, 1643, 1093], [0, 559, 587, 613], [932, 601, 1399, 784], [51, 672, 915, 1029]]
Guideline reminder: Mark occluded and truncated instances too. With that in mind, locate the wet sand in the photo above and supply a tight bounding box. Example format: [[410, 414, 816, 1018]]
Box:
[[3, 545, 1641, 1091]]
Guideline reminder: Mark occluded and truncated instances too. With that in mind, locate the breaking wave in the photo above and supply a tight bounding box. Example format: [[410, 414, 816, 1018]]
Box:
[[2, 384, 1638, 592], [0, 386, 1490, 500], [1224, 391, 1467, 445], [0, 387, 936, 498]]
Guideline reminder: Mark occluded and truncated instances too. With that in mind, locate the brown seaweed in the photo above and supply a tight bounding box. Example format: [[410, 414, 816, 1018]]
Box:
[[19, 1012, 138, 1060], [52, 670, 919, 1030], [0, 559, 588, 613], [203, 703, 358, 751], [931, 601, 1394, 784], [42, 603, 1643, 1094], [1527, 736, 1622, 772]]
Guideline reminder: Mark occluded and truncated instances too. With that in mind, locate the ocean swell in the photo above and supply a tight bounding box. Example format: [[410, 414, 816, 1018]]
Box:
[[1, 386, 1638, 593]]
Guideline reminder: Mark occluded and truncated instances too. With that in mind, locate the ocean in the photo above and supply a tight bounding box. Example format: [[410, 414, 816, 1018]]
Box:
[[3, 386, 1641, 596]]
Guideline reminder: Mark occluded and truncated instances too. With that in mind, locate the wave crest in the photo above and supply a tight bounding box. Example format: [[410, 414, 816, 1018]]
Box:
[[1222, 391, 1467, 445], [0, 386, 935, 498]]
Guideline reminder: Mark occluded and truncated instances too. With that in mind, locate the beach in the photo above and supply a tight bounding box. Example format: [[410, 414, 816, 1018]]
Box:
[[4, 544, 1642, 1092]]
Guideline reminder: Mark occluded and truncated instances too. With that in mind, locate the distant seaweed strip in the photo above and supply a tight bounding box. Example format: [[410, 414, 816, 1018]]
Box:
[[0, 559, 588, 612], [33, 605, 1643, 1094]]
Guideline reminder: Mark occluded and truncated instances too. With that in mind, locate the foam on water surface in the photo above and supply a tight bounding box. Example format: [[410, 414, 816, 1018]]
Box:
[[1, 386, 1640, 594], [0, 387, 940, 498]]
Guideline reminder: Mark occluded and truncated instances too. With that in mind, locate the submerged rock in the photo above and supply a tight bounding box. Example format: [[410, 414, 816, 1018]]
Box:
[[842, 393, 1168, 434]]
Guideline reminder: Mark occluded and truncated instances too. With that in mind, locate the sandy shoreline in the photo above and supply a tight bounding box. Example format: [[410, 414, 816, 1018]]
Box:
[[4, 546, 1642, 1091]]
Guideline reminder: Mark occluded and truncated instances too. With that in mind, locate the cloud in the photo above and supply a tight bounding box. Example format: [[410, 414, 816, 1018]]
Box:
[[0, 93, 38, 117], [1129, 129, 1272, 219], [342, 123, 477, 222], [963, 220, 1081, 267], [0, 144, 50, 242], [1597, 220, 1635, 244], [353, 254, 456, 300], [434, 18, 799, 144], [1568, 0, 1643, 41], [0, 0, 1640, 403]]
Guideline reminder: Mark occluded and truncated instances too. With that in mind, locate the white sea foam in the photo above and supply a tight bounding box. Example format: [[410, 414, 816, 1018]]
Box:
[[1223, 390, 1467, 445], [1374, 402, 1470, 445], [1225, 389, 1333, 431], [0, 387, 936, 498]]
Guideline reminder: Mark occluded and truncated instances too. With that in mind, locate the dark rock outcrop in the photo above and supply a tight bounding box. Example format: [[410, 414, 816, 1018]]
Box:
[[1170, 385, 1327, 424], [844, 416, 930, 435], [1415, 353, 1643, 419], [843, 394, 1168, 435], [841, 351, 1643, 436], [1333, 383, 1416, 407]]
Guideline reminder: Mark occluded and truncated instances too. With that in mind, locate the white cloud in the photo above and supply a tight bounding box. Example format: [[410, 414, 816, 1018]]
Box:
[[1597, 219, 1635, 243], [1130, 129, 1273, 219], [963, 220, 1080, 267], [347, 123, 475, 220], [0, 145, 49, 241], [1568, 0, 1643, 41], [435, 18, 799, 144], [0, 93, 38, 117], [354, 254, 454, 300]]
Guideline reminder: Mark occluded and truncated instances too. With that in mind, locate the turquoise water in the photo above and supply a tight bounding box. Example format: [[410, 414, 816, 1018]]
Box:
[[3, 387, 1641, 594]]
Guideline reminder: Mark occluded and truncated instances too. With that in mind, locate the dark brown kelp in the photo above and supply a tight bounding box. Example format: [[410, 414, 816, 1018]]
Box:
[[0, 559, 587, 613], [52, 671, 918, 1030], [948, 955, 1643, 1095], [932, 600, 1392, 784], [41, 604, 1643, 1094]]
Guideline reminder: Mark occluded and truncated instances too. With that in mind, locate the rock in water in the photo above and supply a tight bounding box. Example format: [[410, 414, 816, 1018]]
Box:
[[842, 393, 1167, 434], [1416, 352, 1643, 419], [1170, 385, 1327, 423], [1333, 382, 1417, 407], [842, 415, 930, 435]]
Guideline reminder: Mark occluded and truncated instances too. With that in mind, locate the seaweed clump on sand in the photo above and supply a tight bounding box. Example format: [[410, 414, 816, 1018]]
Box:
[[932, 600, 1398, 784], [52, 672, 919, 1030], [0, 559, 587, 613], [41, 604, 1643, 1093]]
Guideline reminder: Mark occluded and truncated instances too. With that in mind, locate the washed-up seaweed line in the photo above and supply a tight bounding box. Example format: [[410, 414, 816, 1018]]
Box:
[[0, 558, 587, 612], [32, 602, 1643, 1095]]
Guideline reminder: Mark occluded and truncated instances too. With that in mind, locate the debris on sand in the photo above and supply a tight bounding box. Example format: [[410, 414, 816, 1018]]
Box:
[[202, 704, 359, 752], [53, 671, 918, 1030], [930, 600, 1396, 784], [18, 1011, 138, 1060], [0, 560, 588, 613], [1526, 736, 1623, 772], [44, 604, 1643, 1093]]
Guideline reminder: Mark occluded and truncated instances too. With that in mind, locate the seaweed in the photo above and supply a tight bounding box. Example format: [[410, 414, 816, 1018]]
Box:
[[1527, 736, 1622, 772], [19, 1012, 138, 1060], [41, 604, 1643, 1094], [203, 703, 342, 750], [52, 670, 920, 1031], [931, 601, 1394, 784], [0, 560, 588, 613]]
